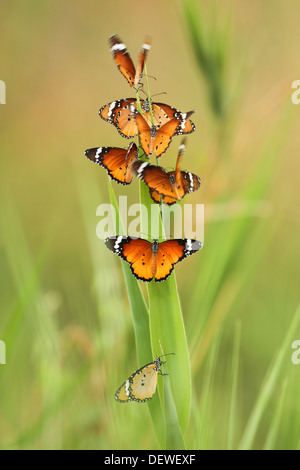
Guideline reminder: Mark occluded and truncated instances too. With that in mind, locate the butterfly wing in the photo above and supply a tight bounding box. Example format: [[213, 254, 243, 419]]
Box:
[[133, 162, 184, 202], [85, 143, 137, 184], [181, 171, 201, 195], [114, 379, 132, 402], [154, 103, 196, 134], [115, 101, 139, 138], [99, 98, 135, 126], [174, 138, 201, 195], [114, 99, 168, 137], [105, 236, 154, 281], [115, 360, 160, 403], [123, 143, 139, 183], [109, 35, 151, 88], [107, 98, 168, 138], [134, 36, 152, 87], [130, 364, 158, 402], [109, 35, 137, 87], [151, 112, 193, 158], [142, 101, 170, 128], [150, 139, 200, 202], [130, 107, 153, 156], [149, 189, 177, 206], [154, 239, 203, 282], [100, 99, 170, 137]]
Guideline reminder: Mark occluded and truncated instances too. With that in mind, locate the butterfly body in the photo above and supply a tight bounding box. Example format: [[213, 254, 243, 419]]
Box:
[[105, 236, 202, 282]]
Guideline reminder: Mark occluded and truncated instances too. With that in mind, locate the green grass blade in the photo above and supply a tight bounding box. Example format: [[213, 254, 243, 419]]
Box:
[[182, 0, 230, 118], [107, 181, 165, 444], [227, 320, 241, 450], [139, 182, 190, 443], [262, 379, 288, 450], [148, 278, 190, 437], [238, 305, 300, 450], [163, 371, 186, 450]]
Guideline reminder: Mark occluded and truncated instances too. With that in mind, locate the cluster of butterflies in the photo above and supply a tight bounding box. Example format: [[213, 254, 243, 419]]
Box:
[[85, 34, 201, 206], [86, 35, 203, 402], [85, 34, 203, 284]]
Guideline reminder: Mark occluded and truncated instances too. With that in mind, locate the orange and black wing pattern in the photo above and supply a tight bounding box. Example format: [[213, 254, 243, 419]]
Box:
[[153, 102, 196, 135], [99, 98, 136, 133], [131, 105, 194, 158], [132, 161, 182, 205], [114, 99, 172, 138], [133, 140, 201, 204], [148, 171, 201, 205], [85, 142, 138, 185], [154, 239, 202, 281], [105, 236, 202, 282], [99, 99, 196, 140], [109, 35, 151, 88], [105, 236, 154, 281], [115, 357, 162, 403]]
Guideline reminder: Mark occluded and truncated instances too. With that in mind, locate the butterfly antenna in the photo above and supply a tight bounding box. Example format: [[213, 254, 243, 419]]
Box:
[[140, 89, 167, 100], [151, 91, 167, 99], [159, 352, 176, 359], [138, 83, 147, 96], [136, 83, 144, 94], [142, 73, 157, 82]]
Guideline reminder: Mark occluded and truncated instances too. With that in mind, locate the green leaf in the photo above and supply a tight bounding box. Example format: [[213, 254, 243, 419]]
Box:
[[108, 181, 165, 444], [139, 182, 190, 443]]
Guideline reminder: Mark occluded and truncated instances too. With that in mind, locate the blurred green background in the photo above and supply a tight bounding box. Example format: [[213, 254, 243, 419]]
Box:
[[0, 0, 299, 450]]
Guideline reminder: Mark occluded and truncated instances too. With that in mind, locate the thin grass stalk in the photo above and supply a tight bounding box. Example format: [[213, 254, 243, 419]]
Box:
[[227, 320, 241, 450], [262, 379, 288, 450]]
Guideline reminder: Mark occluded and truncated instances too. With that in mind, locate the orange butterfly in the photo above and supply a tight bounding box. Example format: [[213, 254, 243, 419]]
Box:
[[129, 104, 195, 158], [133, 139, 201, 205], [105, 236, 202, 282], [85, 142, 138, 185], [109, 35, 151, 88], [99, 98, 195, 139]]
